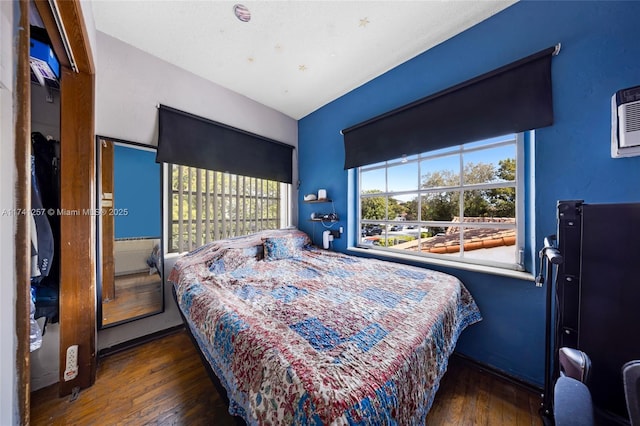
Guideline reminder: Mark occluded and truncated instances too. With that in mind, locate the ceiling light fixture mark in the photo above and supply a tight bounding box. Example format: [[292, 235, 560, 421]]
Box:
[[233, 4, 251, 22], [298, 65, 307, 71], [359, 17, 370, 27]]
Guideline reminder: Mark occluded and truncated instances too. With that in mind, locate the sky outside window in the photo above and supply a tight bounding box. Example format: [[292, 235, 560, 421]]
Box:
[[361, 135, 515, 193]]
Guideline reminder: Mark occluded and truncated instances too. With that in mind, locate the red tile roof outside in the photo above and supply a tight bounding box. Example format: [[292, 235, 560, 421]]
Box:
[[382, 217, 516, 255]]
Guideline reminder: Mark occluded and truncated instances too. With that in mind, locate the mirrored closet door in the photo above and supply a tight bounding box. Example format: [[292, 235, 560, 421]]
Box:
[[97, 136, 164, 328]]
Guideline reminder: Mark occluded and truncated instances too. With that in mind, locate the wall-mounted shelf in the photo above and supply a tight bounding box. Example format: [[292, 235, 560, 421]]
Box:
[[309, 218, 338, 223], [304, 199, 332, 203]]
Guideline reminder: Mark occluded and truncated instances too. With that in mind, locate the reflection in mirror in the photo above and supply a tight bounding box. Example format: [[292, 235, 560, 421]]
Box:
[[97, 137, 163, 328]]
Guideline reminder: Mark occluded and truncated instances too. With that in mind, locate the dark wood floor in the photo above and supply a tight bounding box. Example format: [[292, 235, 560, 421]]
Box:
[[102, 272, 163, 326], [31, 330, 542, 425]]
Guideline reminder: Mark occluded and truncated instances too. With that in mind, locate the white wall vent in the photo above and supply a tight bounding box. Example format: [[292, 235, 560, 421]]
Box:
[[612, 85, 640, 158]]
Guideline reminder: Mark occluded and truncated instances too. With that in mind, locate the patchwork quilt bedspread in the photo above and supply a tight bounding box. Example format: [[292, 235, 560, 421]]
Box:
[[170, 230, 482, 425]]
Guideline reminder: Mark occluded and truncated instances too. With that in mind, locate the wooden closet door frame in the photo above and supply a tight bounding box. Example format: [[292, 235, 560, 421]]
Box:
[[99, 139, 116, 302], [16, 0, 96, 421], [15, 1, 31, 421]]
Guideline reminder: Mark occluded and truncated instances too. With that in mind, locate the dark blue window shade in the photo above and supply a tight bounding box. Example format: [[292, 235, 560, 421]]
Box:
[[342, 46, 556, 170], [156, 105, 294, 183]]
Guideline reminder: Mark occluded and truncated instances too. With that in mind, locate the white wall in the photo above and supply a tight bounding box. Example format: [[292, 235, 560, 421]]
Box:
[[95, 32, 298, 350], [79, 0, 97, 70], [94, 31, 297, 151], [0, 1, 18, 423], [31, 84, 60, 139]]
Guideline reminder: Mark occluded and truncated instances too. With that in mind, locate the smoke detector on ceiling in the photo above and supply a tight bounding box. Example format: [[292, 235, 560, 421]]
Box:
[[233, 4, 251, 22]]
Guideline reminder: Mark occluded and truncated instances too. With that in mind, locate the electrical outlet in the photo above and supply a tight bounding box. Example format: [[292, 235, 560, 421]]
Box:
[[64, 345, 78, 381]]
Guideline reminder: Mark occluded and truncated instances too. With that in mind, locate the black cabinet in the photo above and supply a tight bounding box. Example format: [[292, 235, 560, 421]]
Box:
[[556, 201, 640, 423]]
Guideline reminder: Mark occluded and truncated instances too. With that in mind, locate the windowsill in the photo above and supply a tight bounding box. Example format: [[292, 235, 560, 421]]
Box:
[[164, 252, 185, 261], [346, 247, 535, 282]]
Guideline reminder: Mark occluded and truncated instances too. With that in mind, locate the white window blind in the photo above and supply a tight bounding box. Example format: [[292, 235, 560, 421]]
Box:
[[169, 164, 290, 253]]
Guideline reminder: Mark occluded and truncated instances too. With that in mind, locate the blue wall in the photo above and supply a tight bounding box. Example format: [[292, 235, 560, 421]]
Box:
[[114, 144, 161, 239], [298, 1, 640, 387]]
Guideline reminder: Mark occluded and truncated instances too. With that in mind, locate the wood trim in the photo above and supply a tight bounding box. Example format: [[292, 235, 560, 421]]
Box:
[[16, 0, 96, 416], [101, 140, 115, 301], [34, 0, 97, 397], [16, 1, 31, 423], [452, 352, 543, 394], [34, 0, 94, 74], [58, 66, 96, 396], [97, 325, 184, 358], [53, 0, 94, 74]]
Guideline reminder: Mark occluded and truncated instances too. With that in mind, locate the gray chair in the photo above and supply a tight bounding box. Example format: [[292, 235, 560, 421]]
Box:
[[554, 348, 640, 426], [623, 360, 640, 426], [554, 347, 594, 426]]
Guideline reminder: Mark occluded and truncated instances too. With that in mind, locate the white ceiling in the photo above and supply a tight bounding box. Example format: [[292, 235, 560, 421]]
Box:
[[92, 1, 516, 120]]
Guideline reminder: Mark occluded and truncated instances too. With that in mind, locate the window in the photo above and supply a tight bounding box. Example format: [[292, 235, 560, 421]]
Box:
[[168, 164, 291, 253], [358, 133, 523, 270]]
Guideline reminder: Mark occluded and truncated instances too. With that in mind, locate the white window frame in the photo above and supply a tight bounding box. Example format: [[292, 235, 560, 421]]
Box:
[[357, 133, 525, 271]]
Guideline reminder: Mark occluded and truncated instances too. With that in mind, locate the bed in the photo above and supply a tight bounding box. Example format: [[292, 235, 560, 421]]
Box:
[[169, 229, 482, 425]]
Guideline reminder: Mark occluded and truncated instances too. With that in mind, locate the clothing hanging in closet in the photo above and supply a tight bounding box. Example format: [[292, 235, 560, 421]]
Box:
[[30, 131, 61, 331]]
